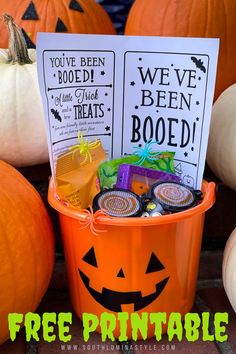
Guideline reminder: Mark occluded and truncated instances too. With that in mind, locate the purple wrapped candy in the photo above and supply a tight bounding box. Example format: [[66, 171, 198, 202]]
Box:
[[116, 164, 180, 195]]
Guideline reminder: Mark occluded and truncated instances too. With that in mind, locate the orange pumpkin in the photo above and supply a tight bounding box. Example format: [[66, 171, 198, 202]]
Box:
[[125, 0, 236, 100], [0, 161, 54, 345], [0, 0, 116, 48]]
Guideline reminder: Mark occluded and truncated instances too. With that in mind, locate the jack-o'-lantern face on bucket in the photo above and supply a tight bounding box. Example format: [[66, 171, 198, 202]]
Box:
[[78, 247, 169, 312]]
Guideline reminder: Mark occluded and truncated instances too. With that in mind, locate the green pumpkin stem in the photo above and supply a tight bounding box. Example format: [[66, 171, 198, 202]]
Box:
[[3, 13, 32, 65]]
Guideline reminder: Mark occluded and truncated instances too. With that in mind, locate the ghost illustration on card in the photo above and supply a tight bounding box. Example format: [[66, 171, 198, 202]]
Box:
[[183, 174, 194, 188]]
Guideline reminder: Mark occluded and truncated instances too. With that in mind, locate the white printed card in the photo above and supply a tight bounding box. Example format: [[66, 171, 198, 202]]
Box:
[[37, 33, 219, 189]]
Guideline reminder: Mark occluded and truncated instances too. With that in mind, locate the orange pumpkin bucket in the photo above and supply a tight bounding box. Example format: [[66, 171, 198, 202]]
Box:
[[48, 179, 215, 339]]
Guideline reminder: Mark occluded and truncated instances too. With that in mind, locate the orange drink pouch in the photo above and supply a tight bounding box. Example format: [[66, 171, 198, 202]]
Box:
[[55, 136, 106, 210]]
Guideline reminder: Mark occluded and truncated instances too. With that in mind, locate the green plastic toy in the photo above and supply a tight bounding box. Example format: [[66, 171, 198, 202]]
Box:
[[98, 152, 175, 190]]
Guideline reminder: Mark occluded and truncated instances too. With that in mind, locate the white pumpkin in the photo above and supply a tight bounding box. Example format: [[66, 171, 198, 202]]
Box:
[[222, 228, 236, 312], [0, 15, 48, 167], [207, 83, 236, 190]]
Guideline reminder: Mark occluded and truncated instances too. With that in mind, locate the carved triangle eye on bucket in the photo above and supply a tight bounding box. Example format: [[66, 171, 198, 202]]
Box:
[[69, 0, 84, 12], [22, 1, 39, 20], [146, 253, 165, 274], [82, 247, 98, 268]]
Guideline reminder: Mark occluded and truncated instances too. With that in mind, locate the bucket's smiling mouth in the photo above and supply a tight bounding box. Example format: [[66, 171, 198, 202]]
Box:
[[78, 269, 169, 312]]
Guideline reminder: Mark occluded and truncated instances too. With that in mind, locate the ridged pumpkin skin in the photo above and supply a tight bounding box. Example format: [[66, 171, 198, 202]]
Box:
[[223, 228, 236, 313], [0, 0, 116, 48], [0, 49, 49, 167], [0, 161, 54, 345], [207, 84, 236, 190], [125, 0, 236, 100]]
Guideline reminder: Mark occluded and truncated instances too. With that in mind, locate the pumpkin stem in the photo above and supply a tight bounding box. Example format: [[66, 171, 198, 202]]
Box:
[[3, 13, 32, 65]]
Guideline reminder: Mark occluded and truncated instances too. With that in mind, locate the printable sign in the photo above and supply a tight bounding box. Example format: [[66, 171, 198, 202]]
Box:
[[40, 48, 115, 174], [37, 34, 219, 188]]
